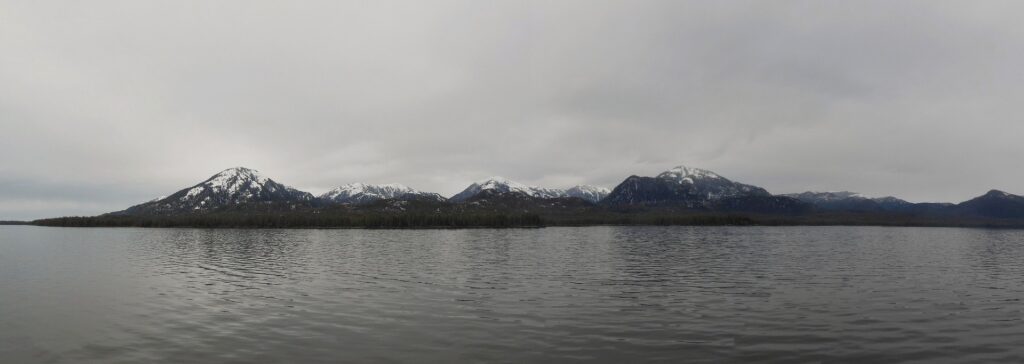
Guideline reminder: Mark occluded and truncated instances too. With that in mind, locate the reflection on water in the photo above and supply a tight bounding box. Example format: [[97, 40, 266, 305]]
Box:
[[2, 226, 1024, 363]]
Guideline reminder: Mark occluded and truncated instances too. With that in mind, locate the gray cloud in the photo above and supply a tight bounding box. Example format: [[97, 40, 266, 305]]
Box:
[[2, 0, 1023, 219]]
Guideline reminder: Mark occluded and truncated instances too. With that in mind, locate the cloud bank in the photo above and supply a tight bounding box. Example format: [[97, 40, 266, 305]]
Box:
[[2, 1, 1023, 219]]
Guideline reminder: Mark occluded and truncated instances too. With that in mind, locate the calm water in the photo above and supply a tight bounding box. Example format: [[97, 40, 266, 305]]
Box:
[[2, 226, 1024, 363]]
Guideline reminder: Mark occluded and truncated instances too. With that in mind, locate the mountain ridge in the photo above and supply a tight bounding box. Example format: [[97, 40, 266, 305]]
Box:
[[449, 177, 568, 203], [319, 183, 446, 205], [88, 165, 1024, 226]]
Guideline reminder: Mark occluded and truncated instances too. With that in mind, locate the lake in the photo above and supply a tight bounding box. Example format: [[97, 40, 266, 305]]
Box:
[[2, 226, 1023, 363]]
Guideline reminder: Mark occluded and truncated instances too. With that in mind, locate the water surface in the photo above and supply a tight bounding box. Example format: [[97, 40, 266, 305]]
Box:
[[2, 226, 1023, 363]]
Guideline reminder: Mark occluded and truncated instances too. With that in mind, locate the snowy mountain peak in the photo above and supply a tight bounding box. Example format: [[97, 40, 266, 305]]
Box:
[[450, 177, 568, 202], [217, 166, 259, 173], [984, 189, 1011, 197], [318, 183, 442, 204], [211, 167, 265, 180], [118, 167, 313, 215], [474, 177, 533, 193], [201, 167, 271, 195], [566, 185, 611, 203], [568, 185, 610, 194], [322, 182, 415, 196], [783, 191, 864, 203], [657, 165, 723, 184]]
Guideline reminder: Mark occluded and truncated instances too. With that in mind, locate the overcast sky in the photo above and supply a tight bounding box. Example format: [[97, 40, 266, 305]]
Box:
[[2, 1, 1023, 220]]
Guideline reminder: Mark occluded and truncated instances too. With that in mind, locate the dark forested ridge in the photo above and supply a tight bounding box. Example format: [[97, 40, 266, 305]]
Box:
[[32, 212, 545, 229]]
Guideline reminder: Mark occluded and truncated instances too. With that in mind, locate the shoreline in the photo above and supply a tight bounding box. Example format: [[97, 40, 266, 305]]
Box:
[[26, 213, 1024, 230]]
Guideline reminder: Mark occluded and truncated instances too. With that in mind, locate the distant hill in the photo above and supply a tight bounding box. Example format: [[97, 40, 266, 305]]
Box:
[[956, 190, 1024, 219], [783, 191, 915, 212], [784, 190, 1024, 219]]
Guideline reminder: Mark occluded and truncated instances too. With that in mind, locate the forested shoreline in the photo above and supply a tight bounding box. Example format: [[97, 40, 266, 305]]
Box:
[[31, 213, 756, 229], [29, 211, 1024, 229]]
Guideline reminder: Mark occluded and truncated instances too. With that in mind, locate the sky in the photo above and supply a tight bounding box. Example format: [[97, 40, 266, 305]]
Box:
[[2, 1, 1024, 220]]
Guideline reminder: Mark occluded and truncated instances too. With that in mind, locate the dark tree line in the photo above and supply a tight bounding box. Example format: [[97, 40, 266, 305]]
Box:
[[30, 211, 769, 229], [32, 212, 546, 229], [36, 209, 1018, 229]]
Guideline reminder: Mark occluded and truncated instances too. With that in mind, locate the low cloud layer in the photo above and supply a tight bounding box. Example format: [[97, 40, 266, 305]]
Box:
[[2, 1, 1023, 219]]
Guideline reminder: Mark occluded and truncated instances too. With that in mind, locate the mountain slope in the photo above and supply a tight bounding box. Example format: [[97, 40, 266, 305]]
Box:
[[871, 196, 916, 211], [783, 191, 862, 204], [319, 183, 445, 205], [709, 195, 812, 215], [602, 165, 770, 209], [449, 177, 567, 203], [565, 185, 611, 203], [116, 167, 313, 215], [783, 191, 880, 212], [956, 190, 1024, 219], [784, 191, 917, 213]]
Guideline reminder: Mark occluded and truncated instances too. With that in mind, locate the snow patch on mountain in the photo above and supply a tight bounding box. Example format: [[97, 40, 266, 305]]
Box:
[[784, 191, 913, 206], [657, 166, 723, 184], [566, 185, 611, 203], [321, 183, 414, 200], [782, 191, 864, 203], [205, 167, 270, 195], [450, 176, 569, 202], [319, 183, 443, 204]]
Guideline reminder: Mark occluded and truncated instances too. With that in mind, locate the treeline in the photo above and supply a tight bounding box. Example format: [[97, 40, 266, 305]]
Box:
[[32, 213, 546, 229], [28, 211, 1024, 229], [32, 211, 766, 229]]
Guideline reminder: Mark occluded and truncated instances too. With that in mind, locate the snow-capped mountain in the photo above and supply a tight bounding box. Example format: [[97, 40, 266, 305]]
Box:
[[655, 166, 769, 198], [449, 177, 569, 203], [603, 165, 770, 208], [318, 183, 445, 205], [783, 191, 863, 203], [566, 185, 611, 203], [117, 167, 313, 215]]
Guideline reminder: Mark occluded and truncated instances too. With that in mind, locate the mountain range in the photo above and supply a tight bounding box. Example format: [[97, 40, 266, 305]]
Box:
[[448, 177, 610, 203], [319, 183, 446, 205], [98, 165, 1024, 223]]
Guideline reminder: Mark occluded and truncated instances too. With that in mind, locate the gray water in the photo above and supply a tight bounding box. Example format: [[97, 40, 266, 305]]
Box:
[[2, 226, 1024, 363]]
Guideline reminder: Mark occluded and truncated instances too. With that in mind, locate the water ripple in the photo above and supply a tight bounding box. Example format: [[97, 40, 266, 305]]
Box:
[[2, 226, 1024, 363]]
